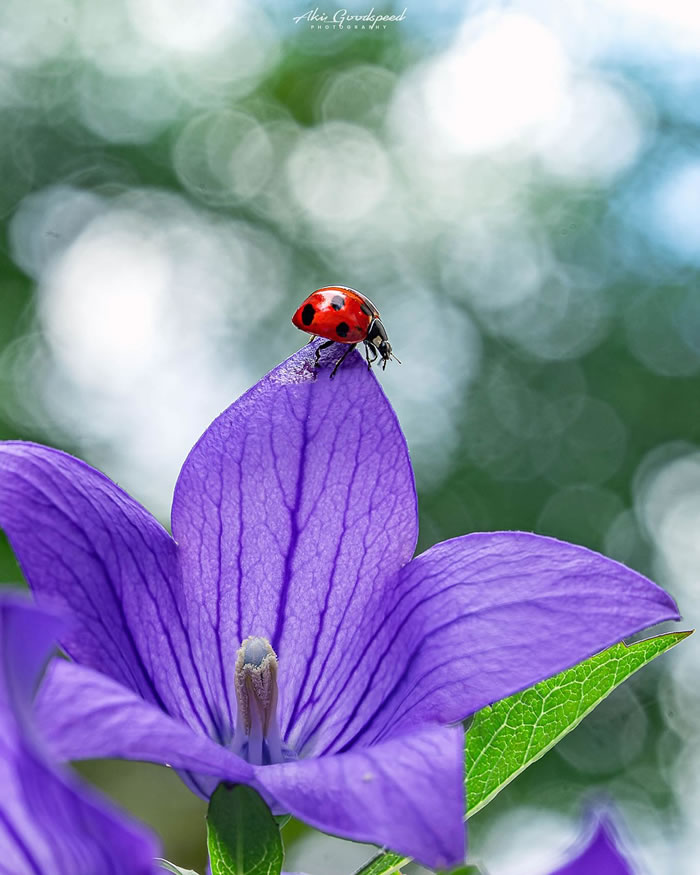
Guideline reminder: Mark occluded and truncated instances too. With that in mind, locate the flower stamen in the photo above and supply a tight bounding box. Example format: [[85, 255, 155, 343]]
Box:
[[232, 636, 284, 765]]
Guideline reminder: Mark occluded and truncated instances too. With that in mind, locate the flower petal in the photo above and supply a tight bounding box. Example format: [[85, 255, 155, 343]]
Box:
[[0, 442, 217, 737], [254, 723, 465, 870], [34, 659, 253, 798], [549, 814, 633, 875], [304, 532, 679, 751], [171, 343, 418, 743], [0, 594, 158, 875]]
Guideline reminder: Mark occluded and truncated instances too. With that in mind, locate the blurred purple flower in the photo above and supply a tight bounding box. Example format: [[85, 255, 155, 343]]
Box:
[[276, 810, 635, 875], [0, 592, 158, 875], [0, 344, 678, 869], [547, 812, 634, 875]]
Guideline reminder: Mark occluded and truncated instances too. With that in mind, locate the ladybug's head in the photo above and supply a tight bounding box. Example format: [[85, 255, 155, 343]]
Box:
[[366, 318, 395, 369], [375, 338, 393, 365]]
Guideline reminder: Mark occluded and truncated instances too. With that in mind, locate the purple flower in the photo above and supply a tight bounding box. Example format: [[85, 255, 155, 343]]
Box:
[[0, 344, 678, 869], [0, 592, 159, 874], [546, 812, 634, 875]]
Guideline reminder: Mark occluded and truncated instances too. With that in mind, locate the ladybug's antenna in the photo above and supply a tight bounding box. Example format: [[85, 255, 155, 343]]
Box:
[[381, 352, 401, 371]]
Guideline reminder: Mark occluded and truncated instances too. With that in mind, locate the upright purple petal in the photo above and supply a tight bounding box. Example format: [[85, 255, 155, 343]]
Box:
[[254, 723, 465, 871], [0, 443, 217, 738], [301, 532, 679, 751], [0, 594, 158, 875], [171, 344, 418, 744], [548, 814, 634, 875], [34, 660, 253, 798]]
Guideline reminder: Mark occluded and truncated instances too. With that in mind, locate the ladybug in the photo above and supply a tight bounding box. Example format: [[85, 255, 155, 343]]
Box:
[[292, 286, 398, 378]]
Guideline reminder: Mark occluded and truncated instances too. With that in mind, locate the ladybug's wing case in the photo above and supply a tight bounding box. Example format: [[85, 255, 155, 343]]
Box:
[[292, 290, 371, 344], [346, 288, 381, 319]]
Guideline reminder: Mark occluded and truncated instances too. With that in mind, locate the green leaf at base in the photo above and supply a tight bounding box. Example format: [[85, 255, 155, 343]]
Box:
[[206, 784, 283, 875], [354, 630, 690, 875]]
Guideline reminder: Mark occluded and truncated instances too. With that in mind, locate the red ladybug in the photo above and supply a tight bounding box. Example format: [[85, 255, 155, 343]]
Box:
[[292, 286, 398, 378]]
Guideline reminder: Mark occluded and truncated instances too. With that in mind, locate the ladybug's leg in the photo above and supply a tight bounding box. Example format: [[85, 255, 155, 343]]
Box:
[[314, 339, 334, 368], [330, 343, 357, 379], [363, 341, 378, 371]]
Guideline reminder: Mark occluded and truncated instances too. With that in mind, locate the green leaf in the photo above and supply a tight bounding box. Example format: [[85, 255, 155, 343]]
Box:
[[206, 783, 284, 875], [352, 852, 409, 875], [353, 631, 690, 875], [466, 630, 691, 816], [353, 855, 485, 875]]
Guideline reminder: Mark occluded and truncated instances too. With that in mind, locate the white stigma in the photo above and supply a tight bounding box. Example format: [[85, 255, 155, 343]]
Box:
[[231, 636, 283, 766], [242, 637, 269, 668]]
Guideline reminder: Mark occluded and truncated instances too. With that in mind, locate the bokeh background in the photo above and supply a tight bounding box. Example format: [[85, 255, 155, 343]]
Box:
[[0, 0, 699, 872]]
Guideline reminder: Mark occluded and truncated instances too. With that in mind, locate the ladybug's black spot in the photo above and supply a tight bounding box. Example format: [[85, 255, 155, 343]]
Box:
[[331, 295, 345, 311], [301, 304, 315, 326], [336, 321, 350, 338]]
